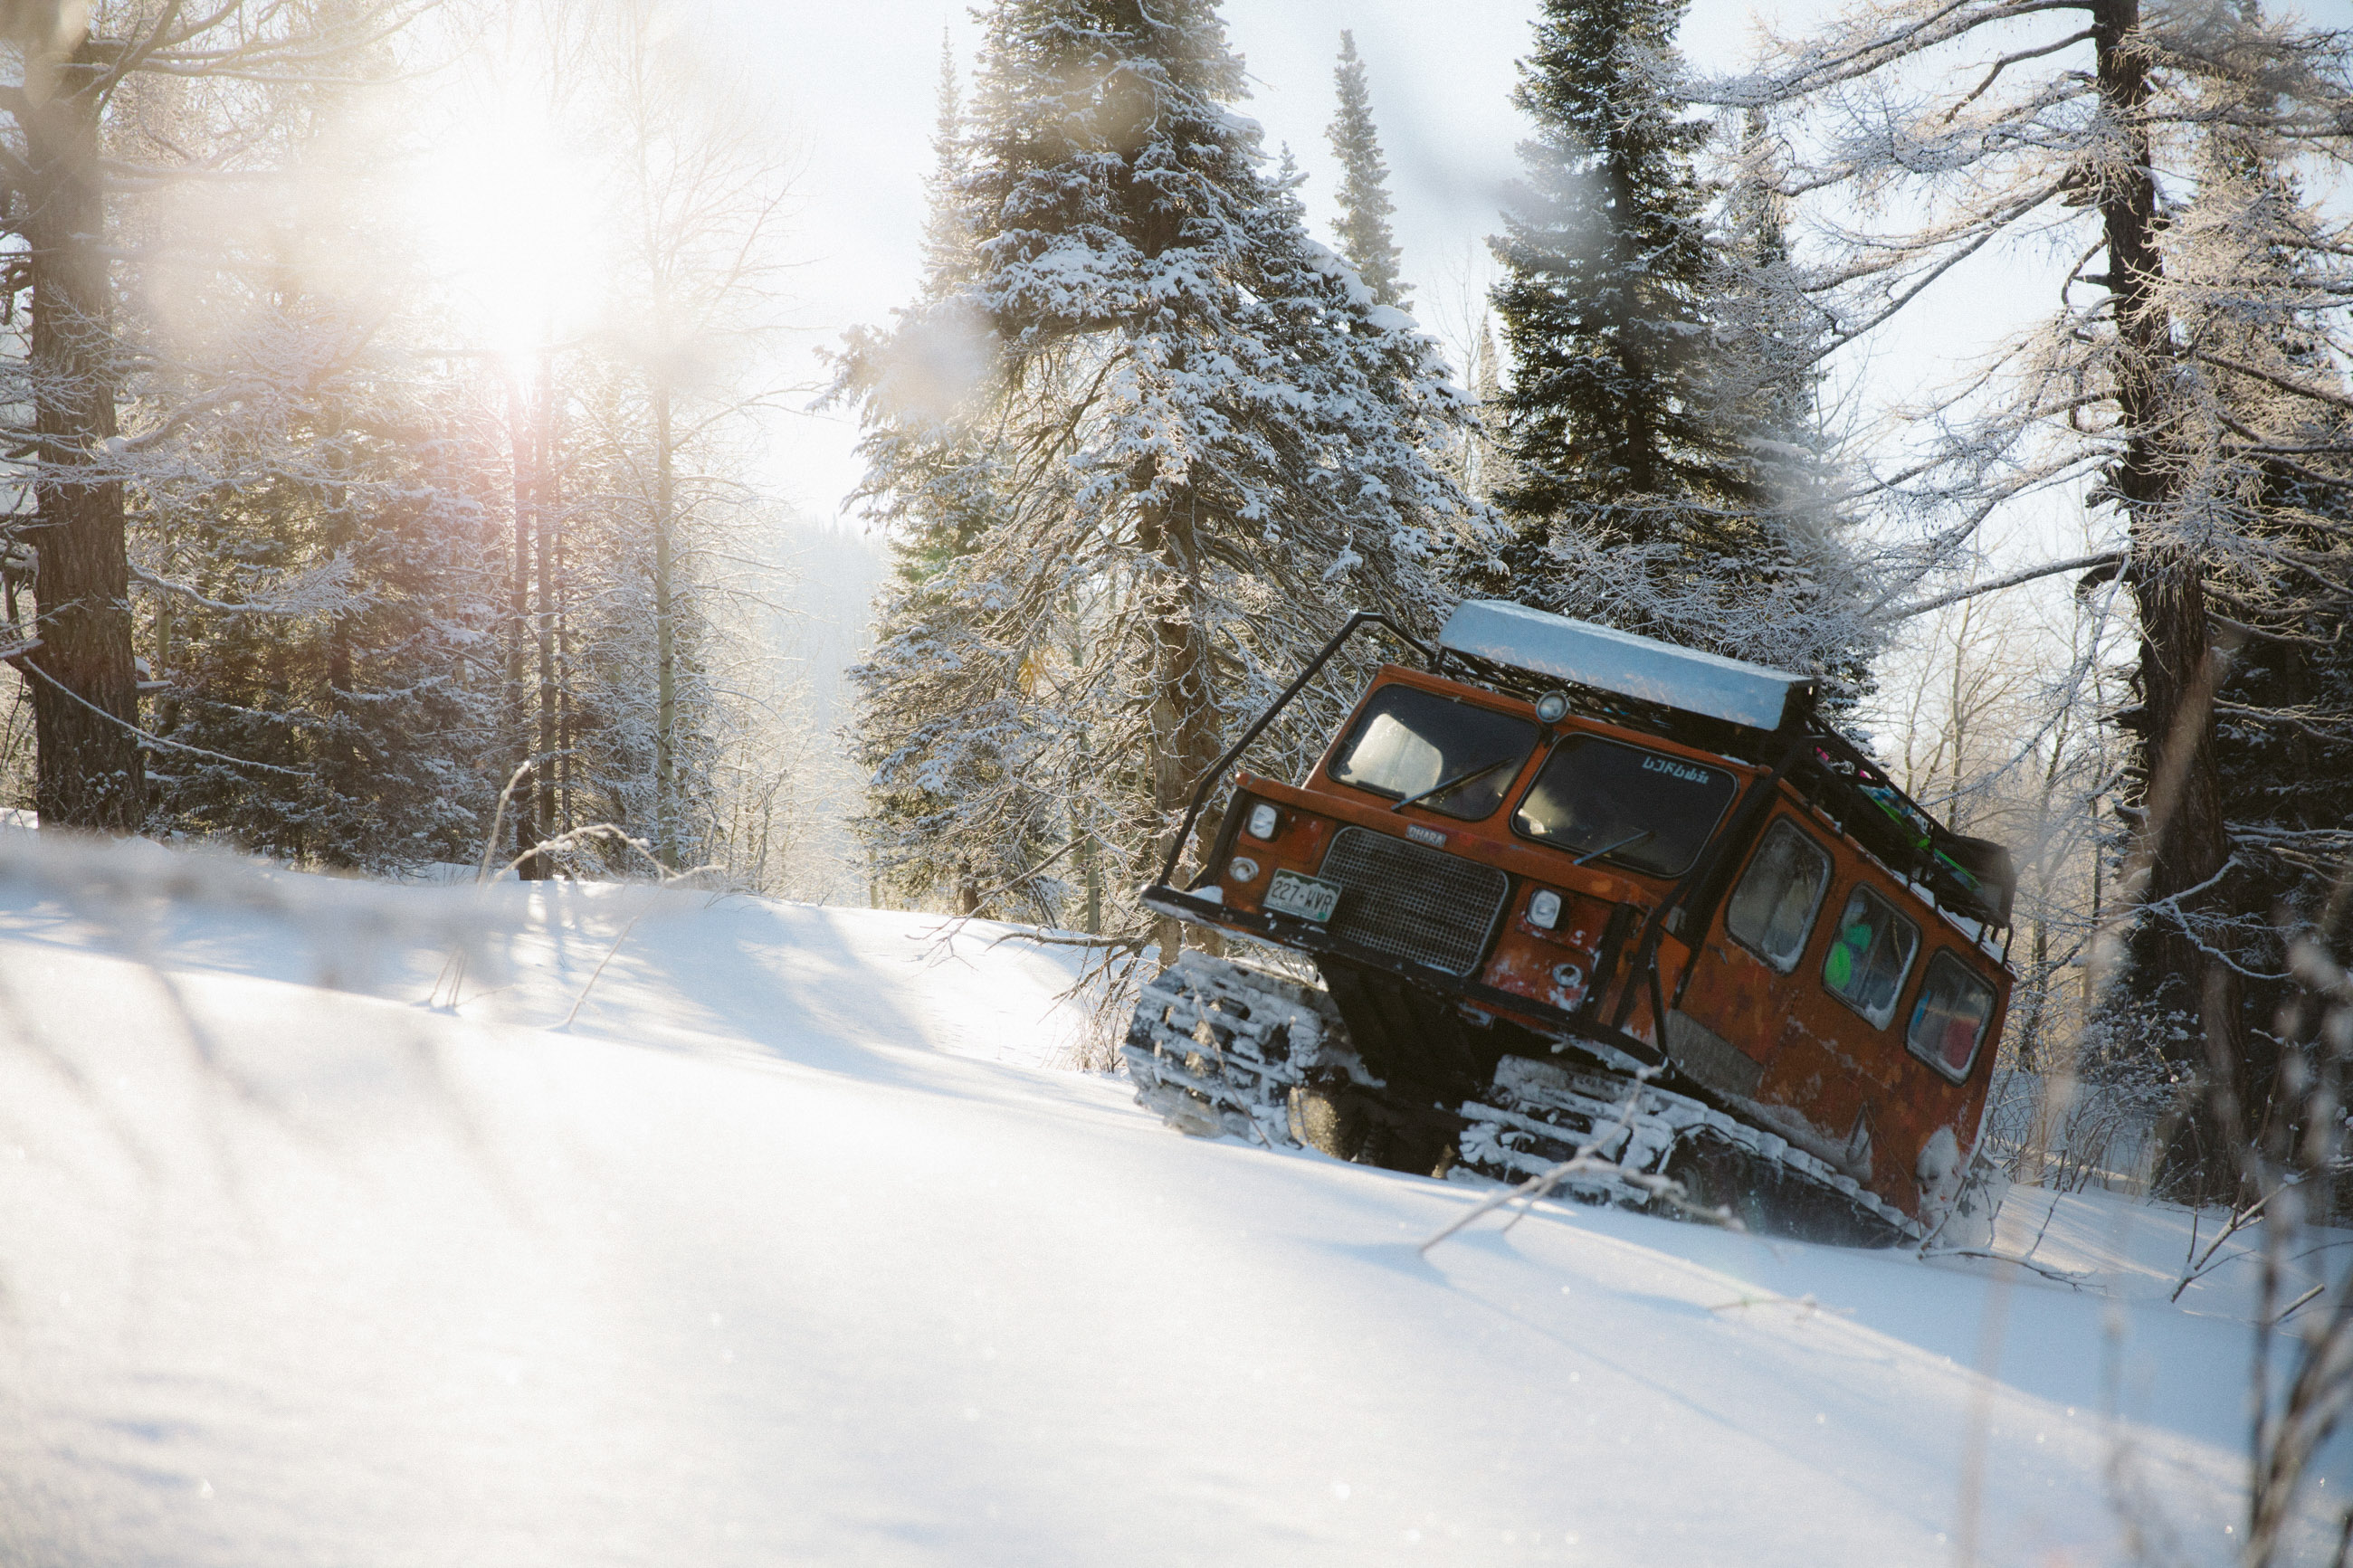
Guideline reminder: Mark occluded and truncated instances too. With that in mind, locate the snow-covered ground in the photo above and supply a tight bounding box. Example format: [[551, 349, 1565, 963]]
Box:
[[0, 838, 2339, 1566]]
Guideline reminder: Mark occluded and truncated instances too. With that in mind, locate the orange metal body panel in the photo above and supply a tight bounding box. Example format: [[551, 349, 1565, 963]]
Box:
[[1203, 665, 2012, 1224], [1674, 804, 2010, 1217]]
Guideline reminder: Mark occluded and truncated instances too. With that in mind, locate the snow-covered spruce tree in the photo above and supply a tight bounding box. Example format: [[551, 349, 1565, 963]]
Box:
[[1486, 1, 1872, 698], [1705, 0, 2353, 1202], [1490, 0, 1749, 547], [130, 337, 501, 870], [839, 0, 1480, 949], [1327, 31, 1405, 310], [917, 33, 976, 290], [1697, 107, 1876, 705]]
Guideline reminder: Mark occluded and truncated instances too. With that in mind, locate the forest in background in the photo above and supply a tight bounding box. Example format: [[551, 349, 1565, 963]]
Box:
[[0, 0, 891, 898]]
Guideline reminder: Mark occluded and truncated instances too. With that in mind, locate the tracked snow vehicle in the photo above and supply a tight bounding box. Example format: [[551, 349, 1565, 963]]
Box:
[[1126, 602, 2017, 1245]]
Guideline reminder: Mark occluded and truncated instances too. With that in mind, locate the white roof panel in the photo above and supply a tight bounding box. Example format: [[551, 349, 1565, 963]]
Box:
[[1437, 601, 1813, 731]]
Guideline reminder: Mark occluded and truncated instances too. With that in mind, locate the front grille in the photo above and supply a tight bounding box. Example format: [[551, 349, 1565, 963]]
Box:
[[1317, 825, 1510, 976]]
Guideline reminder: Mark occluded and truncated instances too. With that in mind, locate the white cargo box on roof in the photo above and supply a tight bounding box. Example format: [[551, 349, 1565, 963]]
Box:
[[1437, 600, 1815, 732]]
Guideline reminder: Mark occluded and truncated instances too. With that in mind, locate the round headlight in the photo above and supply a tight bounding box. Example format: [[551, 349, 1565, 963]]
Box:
[[1228, 856, 1262, 883], [1535, 690, 1570, 724]]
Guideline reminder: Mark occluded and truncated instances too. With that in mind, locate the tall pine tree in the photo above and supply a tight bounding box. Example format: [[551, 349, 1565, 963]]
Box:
[[839, 0, 1478, 945], [1486, 5, 1870, 696], [1697, 106, 1876, 704], [1487, 0, 1760, 603], [1327, 32, 1405, 309]]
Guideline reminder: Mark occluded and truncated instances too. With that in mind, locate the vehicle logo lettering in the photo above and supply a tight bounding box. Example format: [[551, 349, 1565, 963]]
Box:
[[1641, 755, 1711, 784], [1405, 823, 1447, 848]]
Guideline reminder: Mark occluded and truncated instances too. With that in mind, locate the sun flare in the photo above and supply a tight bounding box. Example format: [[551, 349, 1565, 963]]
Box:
[[410, 98, 606, 365]]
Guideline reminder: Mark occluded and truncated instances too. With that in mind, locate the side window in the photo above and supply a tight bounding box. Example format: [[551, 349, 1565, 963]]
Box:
[[1723, 819, 1833, 972], [1907, 952, 1997, 1080], [1821, 886, 1920, 1030]]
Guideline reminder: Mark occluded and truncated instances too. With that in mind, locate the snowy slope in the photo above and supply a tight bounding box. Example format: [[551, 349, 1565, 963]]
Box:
[[0, 839, 2337, 1566]]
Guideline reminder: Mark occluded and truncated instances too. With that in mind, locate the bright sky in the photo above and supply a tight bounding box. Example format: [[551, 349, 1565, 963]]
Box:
[[717, 0, 2038, 550]]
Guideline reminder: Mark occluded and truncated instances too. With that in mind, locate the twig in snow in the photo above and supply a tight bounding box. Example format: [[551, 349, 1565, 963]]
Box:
[[2171, 1189, 2272, 1302], [558, 906, 651, 1031], [1919, 1247, 2091, 1288], [1707, 1292, 1849, 1316], [1420, 1151, 1698, 1257], [473, 761, 536, 884], [2274, 1281, 2328, 1326]]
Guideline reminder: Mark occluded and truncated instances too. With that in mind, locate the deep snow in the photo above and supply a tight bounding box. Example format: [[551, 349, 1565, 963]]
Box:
[[0, 838, 2339, 1566]]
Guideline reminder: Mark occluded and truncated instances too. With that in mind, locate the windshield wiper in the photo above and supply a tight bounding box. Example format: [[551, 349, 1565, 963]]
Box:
[[1392, 755, 1519, 814], [1573, 828, 1654, 866]]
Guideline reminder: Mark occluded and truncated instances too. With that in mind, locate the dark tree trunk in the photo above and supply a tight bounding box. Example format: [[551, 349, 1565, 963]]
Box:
[[653, 380, 678, 870], [554, 432, 573, 841], [2093, 0, 2248, 1203], [1138, 482, 1224, 960], [21, 35, 141, 832], [532, 351, 558, 873], [507, 375, 541, 877]]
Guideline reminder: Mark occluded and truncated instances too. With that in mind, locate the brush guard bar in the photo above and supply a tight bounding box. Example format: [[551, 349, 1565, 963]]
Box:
[[1151, 611, 1434, 889]]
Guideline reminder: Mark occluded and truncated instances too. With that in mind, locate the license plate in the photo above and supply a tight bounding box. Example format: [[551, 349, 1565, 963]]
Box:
[[1263, 870, 1341, 924]]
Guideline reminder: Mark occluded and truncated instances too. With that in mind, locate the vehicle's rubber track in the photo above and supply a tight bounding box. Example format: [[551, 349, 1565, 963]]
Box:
[[1122, 950, 1370, 1148], [1458, 1053, 1920, 1247], [1125, 951, 1923, 1248]]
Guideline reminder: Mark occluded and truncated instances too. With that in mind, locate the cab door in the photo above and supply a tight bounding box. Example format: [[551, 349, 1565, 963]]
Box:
[[1663, 813, 1837, 1104]]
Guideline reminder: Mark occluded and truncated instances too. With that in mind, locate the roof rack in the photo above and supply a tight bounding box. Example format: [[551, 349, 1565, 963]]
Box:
[[1788, 727, 2015, 930]]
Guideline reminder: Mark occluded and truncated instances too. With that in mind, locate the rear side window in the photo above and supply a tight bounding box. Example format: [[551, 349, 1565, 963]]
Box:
[[1724, 819, 1832, 972], [1821, 886, 1920, 1029], [1511, 737, 1739, 878], [1329, 685, 1538, 821], [1907, 952, 1996, 1080]]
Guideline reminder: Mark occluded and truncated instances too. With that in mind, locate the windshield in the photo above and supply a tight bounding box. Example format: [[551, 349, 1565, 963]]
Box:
[[1329, 685, 1538, 821], [1511, 736, 1739, 878]]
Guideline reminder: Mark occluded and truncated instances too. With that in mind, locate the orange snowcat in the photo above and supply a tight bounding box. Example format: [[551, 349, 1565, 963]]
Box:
[[1127, 600, 2015, 1245]]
